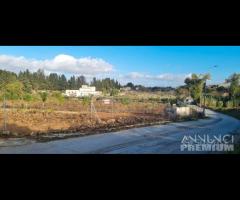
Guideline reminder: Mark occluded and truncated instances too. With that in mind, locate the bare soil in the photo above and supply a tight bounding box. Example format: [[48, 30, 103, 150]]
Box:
[[0, 100, 199, 139], [0, 106, 167, 137]]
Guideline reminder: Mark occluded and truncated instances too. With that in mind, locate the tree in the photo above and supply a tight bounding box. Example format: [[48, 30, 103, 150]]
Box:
[[31, 69, 48, 90], [48, 73, 59, 90], [226, 73, 240, 107], [39, 92, 48, 109], [184, 73, 211, 105], [68, 76, 77, 89], [76, 75, 87, 88], [59, 74, 68, 90], [126, 82, 134, 89], [0, 70, 17, 87], [216, 86, 227, 93], [91, 77, 121, 93], [176, 86, 189, 100], [18, 70, 33, 93], [110, 88, 119, 96], [5, 81, 24, 100]]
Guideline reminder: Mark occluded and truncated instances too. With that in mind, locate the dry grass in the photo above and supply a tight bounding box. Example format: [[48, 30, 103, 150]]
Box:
[[0, 99, 167, 136]]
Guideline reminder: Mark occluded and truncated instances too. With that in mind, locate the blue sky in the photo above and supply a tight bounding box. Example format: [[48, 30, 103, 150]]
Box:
[[0, 46, 239, 87]]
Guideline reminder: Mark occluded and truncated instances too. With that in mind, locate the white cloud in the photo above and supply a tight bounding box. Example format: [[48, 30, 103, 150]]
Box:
[[0, 54, 193, 87], [0, 54, 113, 75], [124, 72, 191, 82], [120, 72, 192, 87], [125, 72, 145, 79]]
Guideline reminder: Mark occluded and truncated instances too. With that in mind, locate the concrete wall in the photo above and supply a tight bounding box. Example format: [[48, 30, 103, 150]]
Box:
[[175, 107, 191, 116], [165, 106, 191, 118]]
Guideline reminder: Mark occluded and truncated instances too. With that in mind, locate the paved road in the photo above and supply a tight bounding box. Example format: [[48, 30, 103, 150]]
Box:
[[0, 109, 239, 154]]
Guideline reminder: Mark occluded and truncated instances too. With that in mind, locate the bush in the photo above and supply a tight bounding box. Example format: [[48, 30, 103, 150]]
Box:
[[226, 100, 234, 108], [5, 81, 24, 100], [23, 93, 33, 102], [120, 97, 131, 105], [82, 96, 91, 106], [148, 97, 160, 102], [169, 99, 177, 105], [52, 91, 65, 104], [39, 92, 48, 103], [110, 88, 119, 96], [160, 98, 169, 103], [217, 100, 223, 108], [206, 97, 217, 107]]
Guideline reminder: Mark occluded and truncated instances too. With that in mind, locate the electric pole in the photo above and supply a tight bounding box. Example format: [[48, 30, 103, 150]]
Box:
[[111, 95, 113, 118], [203, 65, 218, 117], [0, 80, 8, 134], [203, 81, 206, 116]]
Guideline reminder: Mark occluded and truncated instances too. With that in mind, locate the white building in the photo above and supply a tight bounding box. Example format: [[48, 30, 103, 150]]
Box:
[[65, 85, 102, 97], [184, 96, 194, 104], [121, 87, 131, 91]]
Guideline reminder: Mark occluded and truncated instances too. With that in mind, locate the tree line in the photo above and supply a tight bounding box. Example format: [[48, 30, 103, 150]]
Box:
[[123, 82, 175, 92], [0, 69, 122, 100], [176, 73, 240, 108]]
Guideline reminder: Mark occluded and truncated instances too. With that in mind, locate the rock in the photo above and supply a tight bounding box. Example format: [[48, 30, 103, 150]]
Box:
[[106, 119, 116, 124], [12, 132, 19, 137], [99, 121, 107, 125]]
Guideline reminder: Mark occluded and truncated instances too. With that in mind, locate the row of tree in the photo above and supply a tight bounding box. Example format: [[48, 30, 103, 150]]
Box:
[[0, 69, 88, 92], [0, 69, 123, 100], [124, 82, 175, 92], [90, 77, 121, 94], [0, 69, 122, 92], [17, 69, 88, 91]]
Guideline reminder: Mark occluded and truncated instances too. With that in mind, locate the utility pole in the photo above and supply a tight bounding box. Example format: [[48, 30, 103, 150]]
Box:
[[90, 96, 93, 123], [203, 81, 206, 116], [202, 65, 218, 117], [111, 95, 113, 118], [90, 96, 101, 123], [0, 80, 8, 134]]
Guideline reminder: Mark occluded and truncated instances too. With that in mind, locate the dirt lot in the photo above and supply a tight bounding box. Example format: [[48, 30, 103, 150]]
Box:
[[0, 98, 200, 138], [0, 100, 168, 137]]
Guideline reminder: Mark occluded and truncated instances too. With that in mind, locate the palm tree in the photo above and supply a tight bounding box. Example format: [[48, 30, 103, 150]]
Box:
[[201, 73, 211, 116], [226, 73, 240, 108]]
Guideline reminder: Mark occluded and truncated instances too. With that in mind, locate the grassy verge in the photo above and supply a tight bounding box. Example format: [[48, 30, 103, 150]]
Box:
[[210, 107, 240, 120]]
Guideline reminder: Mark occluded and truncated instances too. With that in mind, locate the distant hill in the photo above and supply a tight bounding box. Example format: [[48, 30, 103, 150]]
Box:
[[217, 82, 231, 88]]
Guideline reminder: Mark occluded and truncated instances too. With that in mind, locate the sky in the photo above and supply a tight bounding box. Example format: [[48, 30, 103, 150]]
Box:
[[0, 46, 239, 87]]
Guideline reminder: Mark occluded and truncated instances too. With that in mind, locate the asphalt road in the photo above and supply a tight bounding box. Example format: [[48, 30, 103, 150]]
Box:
[[0, 109, 239, 154]]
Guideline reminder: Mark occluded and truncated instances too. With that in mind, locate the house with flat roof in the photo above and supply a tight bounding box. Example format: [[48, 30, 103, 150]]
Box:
[[65, 85, 102, 97]]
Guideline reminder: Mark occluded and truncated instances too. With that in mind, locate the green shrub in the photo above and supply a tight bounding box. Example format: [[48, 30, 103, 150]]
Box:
[[217, 100, 223, 108], [82, 96, 91, 106], [205, 97, 217, 107], [39, 92, 48, 103], [226, 100, 234, 108], [23, 93, 33, 102], [52, 91, 65, 104], [110, 88, 119, 96], [120, 97, 130, 105], [169, 99, 177, 105], [160, 98, 169, 103], [4, 81, 24, 100]]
